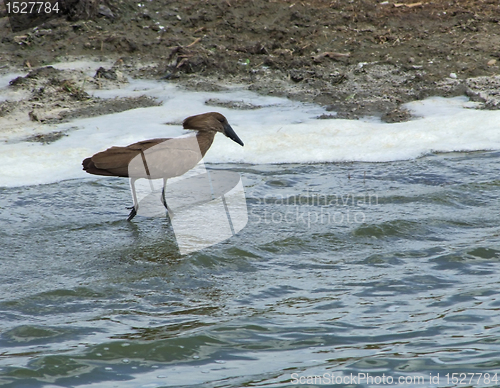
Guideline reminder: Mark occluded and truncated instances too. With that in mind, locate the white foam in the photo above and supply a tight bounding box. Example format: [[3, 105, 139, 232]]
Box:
[[0, 72, 29, 102], [0, 76, 500, 187], [212, 96, 499, 164], [49, 59, 116, 74]]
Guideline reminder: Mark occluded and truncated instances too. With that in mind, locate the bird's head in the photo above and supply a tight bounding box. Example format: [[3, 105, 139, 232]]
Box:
[[183, 112, 244, 146]]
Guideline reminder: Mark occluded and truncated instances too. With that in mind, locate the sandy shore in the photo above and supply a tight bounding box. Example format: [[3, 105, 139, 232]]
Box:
[[0, 0, 499, 131]]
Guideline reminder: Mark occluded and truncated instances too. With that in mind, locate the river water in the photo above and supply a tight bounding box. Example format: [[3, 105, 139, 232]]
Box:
[[1, 65, 500, 387]]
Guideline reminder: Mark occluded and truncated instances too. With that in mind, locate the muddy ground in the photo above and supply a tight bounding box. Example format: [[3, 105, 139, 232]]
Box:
[[0, 0, 499, 134]]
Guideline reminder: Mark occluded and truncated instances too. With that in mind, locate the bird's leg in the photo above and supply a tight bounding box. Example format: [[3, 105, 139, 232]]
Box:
[[161, 178, 174, 219], [161, 178, 167, 208], [127, 178, 139, 221]]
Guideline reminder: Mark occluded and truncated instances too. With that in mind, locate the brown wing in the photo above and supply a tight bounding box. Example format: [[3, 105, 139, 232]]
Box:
[[82, 138, 170, 177], [128, 136, 204, 179]]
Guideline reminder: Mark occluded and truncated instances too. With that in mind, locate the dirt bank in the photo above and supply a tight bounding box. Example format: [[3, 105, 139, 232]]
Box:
[[0, 0, 499, 127]]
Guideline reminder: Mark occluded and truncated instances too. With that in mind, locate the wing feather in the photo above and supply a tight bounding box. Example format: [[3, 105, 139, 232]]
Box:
[[82, 137, 204, 179]]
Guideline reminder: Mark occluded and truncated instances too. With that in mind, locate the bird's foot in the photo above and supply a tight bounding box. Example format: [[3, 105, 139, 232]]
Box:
[[166, 206, 175, 220], [161, 192, 174, 220], [127, 205, 138, 221]]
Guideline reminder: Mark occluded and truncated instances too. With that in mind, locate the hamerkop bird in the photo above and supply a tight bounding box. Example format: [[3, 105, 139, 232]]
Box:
[[82, 112, 244, 220]]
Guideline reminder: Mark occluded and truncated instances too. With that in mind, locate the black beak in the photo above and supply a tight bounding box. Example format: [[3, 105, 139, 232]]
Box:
[[224, 123, 244, 146]]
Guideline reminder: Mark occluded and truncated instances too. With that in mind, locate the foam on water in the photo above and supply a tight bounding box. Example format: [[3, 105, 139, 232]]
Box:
[[0, 72, 29, 103], [50, 59, 116, 73], [1, 62, 500, 187]]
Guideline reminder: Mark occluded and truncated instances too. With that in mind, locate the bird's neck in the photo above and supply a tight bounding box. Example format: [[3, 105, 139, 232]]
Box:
[[196, 130, 216, 157]]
